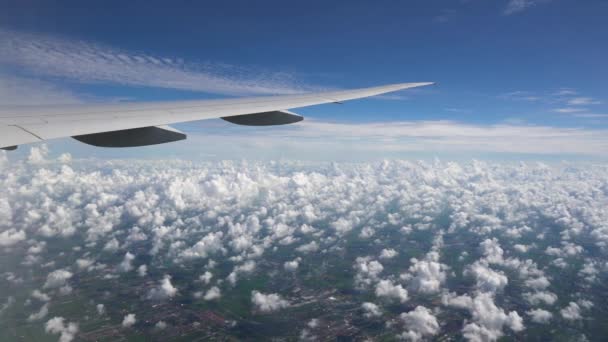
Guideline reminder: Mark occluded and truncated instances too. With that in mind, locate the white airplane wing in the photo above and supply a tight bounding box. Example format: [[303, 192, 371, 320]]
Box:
[[0, 82, 433, 150]]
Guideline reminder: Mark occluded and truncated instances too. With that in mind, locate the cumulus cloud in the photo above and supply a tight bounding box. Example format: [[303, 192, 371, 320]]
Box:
[[375, 279, 409, 303], [465, 262, 508, 293], [362, 302, 382, 318], [399, 306, 440, 341], [444, 292, 524, 341], [44, 269, 73, 289], [27, 303, 49, 322], [122, 313, 137, 327], [404, 251, 448, 294], [527, 309, 552, 323], [32, 290, 51, 302], [227, 260, 256, 285], [524, 291, 558, 305], [118, 252, 135, 272], [379, 248, 398, 259], [560, 302, 582, 321], [354, 257, 384, 288], [251, 291, 290, 313], [137, 265, 148, 277], [155, 321, 168, 330], [180, 232, 224, 260], [45, 317, 79, 342], [0, 229, 26, 247], [147, 275, 178, 300], [296, 241, 319, 254], [203, 286, 221, 301], [198, 271, 213, 285], [284, 257, 301, 271]]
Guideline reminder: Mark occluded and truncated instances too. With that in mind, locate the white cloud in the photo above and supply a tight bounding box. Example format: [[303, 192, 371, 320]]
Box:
[[444, 292, 524, 341], [354, 257, 384, 288], [465, 262, 508, 293], [524, 291, 558, 305], [147, 275, 178, 300], [203, 286, 221, 301], [568, 97, 601, 106], [45, 317, 79, 342], [553, 107, 586, 114], [524, 276, 550, 290], [155, 321, 168, 330], [480, 238, 505, 265], [0, 74, 83, 106], [227, 260, 256, 285], [118, 252, 135, 272], [180, 232, 224, 260], [560, 302, 582, 321], [122, 313, 137, 327], [504, 0, 548, 15], [251, 291, 290, 313], [27, 144, 49, 164], [296, 241, 319, 254], [379, 248, 398, 259], [27, 303, 49, 322], [405, 252, 448, 294], [375, 279, 409, 303], [44, 269, 73, 289], [198, 271, 213, 285], [137, 265, 148, 277], [0, 29, 317, 96], [362, 302, 382, 318], [284, 257, 301, 271], [0, 229, 26, 247], [399, 306, 440, 341], [75, 258, 95, 271], [513, 244, 530, 253], [32, 290, 51, 302], [527, 309, 552, 323]]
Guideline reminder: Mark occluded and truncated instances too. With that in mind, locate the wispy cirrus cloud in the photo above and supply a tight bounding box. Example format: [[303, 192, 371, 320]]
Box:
[[0, 29, 321, 97], [567, 97, 601, 106], [553, 108, 586, 114], [180, 119, 608, 158], [0, 74, 84, 106], [504, 0, 551, 15]]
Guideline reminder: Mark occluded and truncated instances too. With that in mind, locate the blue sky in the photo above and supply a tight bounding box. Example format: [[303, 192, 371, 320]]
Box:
[[1, 0, 607, 160]]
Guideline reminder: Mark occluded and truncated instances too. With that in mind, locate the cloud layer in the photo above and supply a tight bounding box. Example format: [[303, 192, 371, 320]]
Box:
[[0, 149, 607, 341]]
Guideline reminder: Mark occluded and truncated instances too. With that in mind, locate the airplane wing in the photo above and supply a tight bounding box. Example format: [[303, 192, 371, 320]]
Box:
[[0, 82, 433, 150]]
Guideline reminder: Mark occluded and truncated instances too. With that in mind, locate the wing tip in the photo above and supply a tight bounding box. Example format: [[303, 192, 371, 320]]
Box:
[[399, 81, 435, 88]]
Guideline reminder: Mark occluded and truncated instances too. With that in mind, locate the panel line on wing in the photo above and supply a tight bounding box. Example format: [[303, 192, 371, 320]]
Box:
[[12, 124, 44, 140]]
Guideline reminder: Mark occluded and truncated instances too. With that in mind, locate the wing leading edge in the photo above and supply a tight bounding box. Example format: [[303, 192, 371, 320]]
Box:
[[0, 82, 433, 150]]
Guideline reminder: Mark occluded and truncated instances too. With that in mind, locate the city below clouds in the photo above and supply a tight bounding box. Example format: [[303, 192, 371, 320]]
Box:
[[0, 147, 607, 340]]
